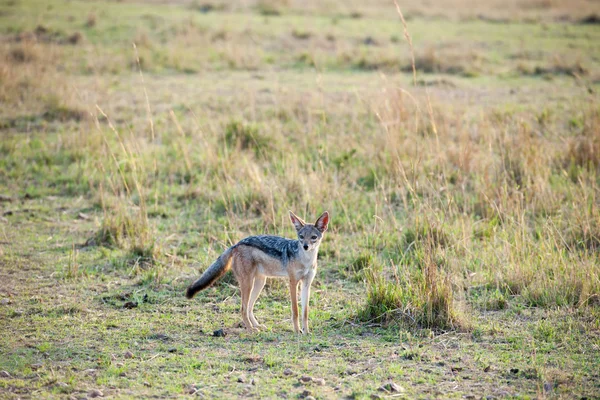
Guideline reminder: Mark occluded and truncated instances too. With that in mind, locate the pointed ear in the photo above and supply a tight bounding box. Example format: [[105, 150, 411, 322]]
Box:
[[314, 211, 329, 233], [289, 210, 305, 231]]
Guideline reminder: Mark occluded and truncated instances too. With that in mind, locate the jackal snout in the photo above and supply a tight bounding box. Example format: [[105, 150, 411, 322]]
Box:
[[300, 234, 318, 251]]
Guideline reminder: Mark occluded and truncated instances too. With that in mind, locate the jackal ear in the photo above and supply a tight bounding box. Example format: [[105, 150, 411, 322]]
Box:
[[289, 210, 305, 231], [315, 211, 329, 233]]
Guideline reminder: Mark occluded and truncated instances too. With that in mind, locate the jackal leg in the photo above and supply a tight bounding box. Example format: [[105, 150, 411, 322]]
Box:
[[248, 275, 267, 329], [300, 271, 315, 334], [289, 278, 300, 333], [239, 275, 258, 332]]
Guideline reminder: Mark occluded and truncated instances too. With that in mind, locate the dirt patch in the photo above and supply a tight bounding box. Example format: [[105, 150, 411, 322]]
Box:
[[15, 25, 84, 45]]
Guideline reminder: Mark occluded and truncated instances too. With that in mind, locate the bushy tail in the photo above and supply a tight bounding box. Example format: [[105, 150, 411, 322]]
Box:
[[186, 248, 234, 299]]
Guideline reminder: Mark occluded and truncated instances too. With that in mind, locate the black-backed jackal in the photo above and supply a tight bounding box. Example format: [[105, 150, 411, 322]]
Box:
[[186, 211, 329, 334]]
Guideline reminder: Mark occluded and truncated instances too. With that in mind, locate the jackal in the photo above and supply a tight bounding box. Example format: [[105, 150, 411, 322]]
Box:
[[186, 211, 330, 334]]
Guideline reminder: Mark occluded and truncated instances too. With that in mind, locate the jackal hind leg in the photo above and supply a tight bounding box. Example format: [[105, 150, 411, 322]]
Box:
[[248, 275, 267, 330], [239, 275, 258, 332]]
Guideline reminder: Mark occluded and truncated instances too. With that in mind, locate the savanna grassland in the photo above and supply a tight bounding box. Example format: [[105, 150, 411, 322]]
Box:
[[1, 0, 600, 398]]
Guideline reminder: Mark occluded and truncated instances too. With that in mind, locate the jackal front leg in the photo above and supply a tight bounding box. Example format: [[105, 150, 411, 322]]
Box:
[[289, 278, 300, 333], [300, 270, 316, 334]]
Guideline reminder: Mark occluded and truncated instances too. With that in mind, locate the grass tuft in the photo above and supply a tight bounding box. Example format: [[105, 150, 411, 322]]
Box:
[[256, 0, 288, 16], [95, 207, 156, 260], [347, 251, 376, 281], [358, 242, 467, 332], [403, 47, 481, 77], [222, 120, 272, 157], [563, 108, 600, 174], [418, 248, 462, 330]]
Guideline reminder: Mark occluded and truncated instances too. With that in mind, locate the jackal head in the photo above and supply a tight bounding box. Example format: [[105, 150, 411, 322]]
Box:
[[289, 210, 329, 252]]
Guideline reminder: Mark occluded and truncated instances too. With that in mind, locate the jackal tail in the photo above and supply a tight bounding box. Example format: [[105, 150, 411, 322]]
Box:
[[186, 248, 234, 299]]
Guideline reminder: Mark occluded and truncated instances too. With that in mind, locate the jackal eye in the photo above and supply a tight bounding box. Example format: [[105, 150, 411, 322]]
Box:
[[299, 234, 304, 239], [311, 235, 317, 240]]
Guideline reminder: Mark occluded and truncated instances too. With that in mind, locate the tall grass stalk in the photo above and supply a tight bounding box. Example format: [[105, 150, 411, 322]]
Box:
[[93, 105, 155, 260]]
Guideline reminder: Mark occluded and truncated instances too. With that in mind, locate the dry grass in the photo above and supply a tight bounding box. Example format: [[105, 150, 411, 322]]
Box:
[[0, 0, 597, 342], [407, 47, 482, 77], [0, 41, 87, 122]]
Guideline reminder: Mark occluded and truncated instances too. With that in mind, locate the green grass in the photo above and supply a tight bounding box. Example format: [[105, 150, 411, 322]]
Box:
[[1, 0, 600, 398]]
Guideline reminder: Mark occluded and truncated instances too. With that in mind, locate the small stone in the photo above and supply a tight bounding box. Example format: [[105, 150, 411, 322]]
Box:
[[143, 381, 151, 387], [119, 372, 126, 377], [77, 212, 90, 220], [123, 301, 137, 309], [300, 390, 312, 398], [390, 382, 404, 393], [84, 369, 97, 375], [305, 396, 315, 400], [116, 362, 124, 367], [283, 368, 293, 376], [543, 382, 553, 393], [237, 375, 246, 383], [299, 375, 312, 383], [0, 371, 11, 378], [379, 382, 404, 393], [483, 365, 491, 373], [31, 363, 42, 370], [88, 389, 103, 398], [363, 36, 377, 46], [0, 299, 10, 305], [313, 377, 325, 386], [57, 382, 69, 387], [167, 347, 177, 353], [213, 329, 226, 337], [124, 351, 134, 359], [250, 378, 257, 386], [186, 385, 197, 394]]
